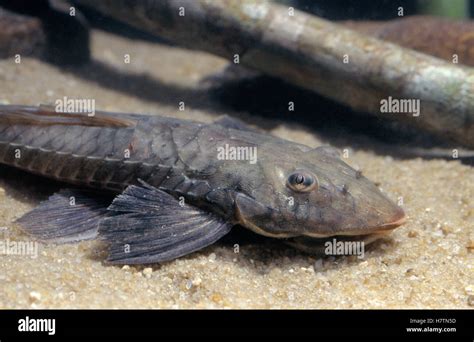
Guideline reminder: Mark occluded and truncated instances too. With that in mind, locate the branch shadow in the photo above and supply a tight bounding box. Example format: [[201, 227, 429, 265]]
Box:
[[63, 59, 226, 115], [0, 165, 62, 205]]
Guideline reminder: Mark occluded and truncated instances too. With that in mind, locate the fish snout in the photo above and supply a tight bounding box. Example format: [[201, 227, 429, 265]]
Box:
[[371, 205, 406, 233], [325, 192, 407, 237]]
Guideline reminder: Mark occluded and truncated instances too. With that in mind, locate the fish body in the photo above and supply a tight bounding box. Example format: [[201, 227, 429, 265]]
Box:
[[0, 105, 405, 263]]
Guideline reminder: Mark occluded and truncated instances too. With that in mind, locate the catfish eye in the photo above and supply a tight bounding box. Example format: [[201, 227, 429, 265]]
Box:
[[287, 171, 318, 192]]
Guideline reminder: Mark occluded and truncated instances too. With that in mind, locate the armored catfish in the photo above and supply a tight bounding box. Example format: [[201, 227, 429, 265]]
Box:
[[0, 105, 406, 264]]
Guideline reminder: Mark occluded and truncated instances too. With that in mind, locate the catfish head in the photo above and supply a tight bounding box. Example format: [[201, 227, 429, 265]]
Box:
[[234, 145, 406, 253]]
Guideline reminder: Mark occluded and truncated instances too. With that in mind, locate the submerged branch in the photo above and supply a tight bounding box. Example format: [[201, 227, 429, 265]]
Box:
[[75, 0, 474, 148]]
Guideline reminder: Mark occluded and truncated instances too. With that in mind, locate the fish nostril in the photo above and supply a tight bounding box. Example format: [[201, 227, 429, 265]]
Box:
[[339, 184, 349, 195]]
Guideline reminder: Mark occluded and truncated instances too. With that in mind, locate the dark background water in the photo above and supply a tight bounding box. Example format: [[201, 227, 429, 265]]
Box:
[[293, 0, 472, 19]]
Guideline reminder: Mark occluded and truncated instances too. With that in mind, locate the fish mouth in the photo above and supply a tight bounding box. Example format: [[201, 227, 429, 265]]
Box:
[[347, 207, 407, 236], [285, 211, 407, 254], [370, 213, 407, 233], [300, 208, 407, 238], [285, 231, 391, 255]]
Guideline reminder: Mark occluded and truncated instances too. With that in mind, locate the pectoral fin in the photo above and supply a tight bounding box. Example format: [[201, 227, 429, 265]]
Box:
[[98, 181, 232, 264]]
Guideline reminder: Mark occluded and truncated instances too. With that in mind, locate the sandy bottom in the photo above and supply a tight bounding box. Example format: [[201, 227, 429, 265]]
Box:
[[0, 30, 472, 309]]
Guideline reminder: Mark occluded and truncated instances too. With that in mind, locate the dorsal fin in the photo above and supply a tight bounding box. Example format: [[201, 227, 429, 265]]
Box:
[[309, 145, 341, 159], [0, 104, 136, 128]]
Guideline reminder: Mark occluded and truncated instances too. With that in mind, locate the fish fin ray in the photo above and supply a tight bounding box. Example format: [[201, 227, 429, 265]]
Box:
[[214, 115, 260, 133], [99, 183, 232, 264], [16, 189, 112, 243], [310, 145, 341, 159]]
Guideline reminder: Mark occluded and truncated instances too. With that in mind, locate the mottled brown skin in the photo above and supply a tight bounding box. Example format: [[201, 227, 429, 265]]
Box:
[[0, 105, 405, 252], [344, 15, 474, 67], [0, 8, 46, 58]]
